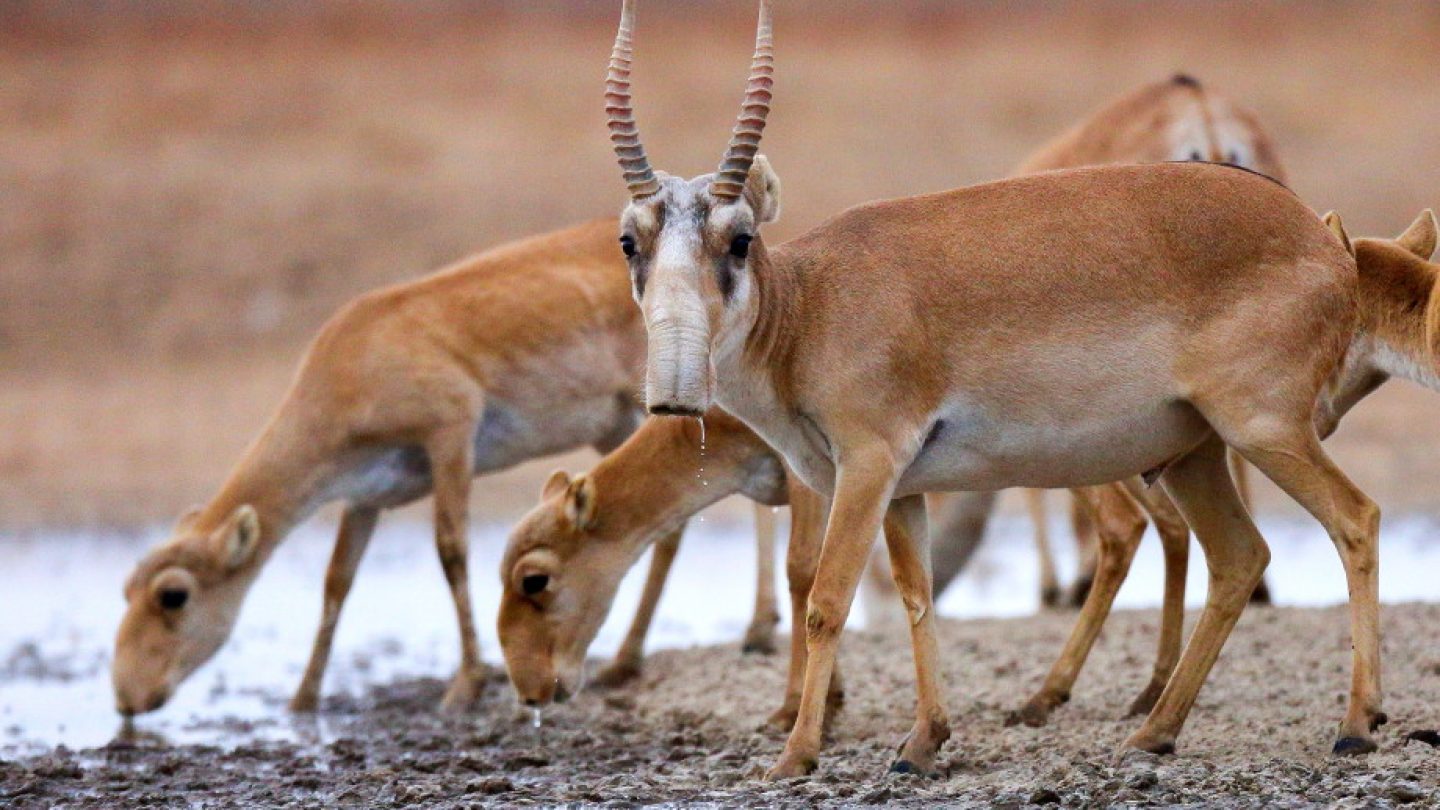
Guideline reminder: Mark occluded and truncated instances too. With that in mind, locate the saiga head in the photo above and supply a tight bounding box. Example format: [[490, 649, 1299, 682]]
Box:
[[608, 0, 782, 416], [497, 471, 640, 706], [112, 505, 262, 716]]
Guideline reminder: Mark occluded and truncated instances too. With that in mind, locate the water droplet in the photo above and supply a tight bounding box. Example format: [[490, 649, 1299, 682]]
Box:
[[531, 707, 543, 729]]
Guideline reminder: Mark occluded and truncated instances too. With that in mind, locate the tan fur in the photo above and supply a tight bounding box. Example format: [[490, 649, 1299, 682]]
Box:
[[497, 409, 789, 704], [622, 143, 1378, 778], [113, 219, 667, 715]]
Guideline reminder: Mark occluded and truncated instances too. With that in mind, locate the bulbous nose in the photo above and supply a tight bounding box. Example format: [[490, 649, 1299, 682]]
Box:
[[648, 403, 703, 418]]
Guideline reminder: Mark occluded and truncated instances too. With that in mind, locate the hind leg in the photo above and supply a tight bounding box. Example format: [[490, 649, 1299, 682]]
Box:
[[1123, 482, 1189, 717], [593, 525, 684, 688], [1229, 428, 1383, 753], [1026, 490, 1062, 608], [1229, 450, 1273, 604], [1123, 435, 1269, 755], [1068, 493, 1099, 607], [1008, 483, 1146, 727], [743, 503, 782, 654]]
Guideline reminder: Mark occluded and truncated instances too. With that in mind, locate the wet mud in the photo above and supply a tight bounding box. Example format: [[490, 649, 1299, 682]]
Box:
[[5, 603, 1440, 807]]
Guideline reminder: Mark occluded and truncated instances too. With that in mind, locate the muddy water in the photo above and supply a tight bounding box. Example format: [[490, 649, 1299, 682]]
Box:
[[3, 510, 1440, 805]]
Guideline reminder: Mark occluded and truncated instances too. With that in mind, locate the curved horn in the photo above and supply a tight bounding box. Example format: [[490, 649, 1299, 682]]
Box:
[[711, 0, 774, 201], [606, 0, 660, 200]]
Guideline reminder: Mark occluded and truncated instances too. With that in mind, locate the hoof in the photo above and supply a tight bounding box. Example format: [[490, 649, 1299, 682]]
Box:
[[1125, 680, 1166, 718], [1249, 578, 1273, 605], [1068, 576, 1094, 609], [1371, 712, 1390, 731], [440, 667, 488, 713], [741, 631, 777, 656], [1333, 736, 1378, 756], [1120, 732, 1176, 758], [765, 753, 817, 781], [1040, 585, 1062, 609], [288, 692, 319, 714], [888, 759, 934, 777], [765, 705, 798, 733], [592, 658, 642, 689], [1005, 694, 1063, 728]]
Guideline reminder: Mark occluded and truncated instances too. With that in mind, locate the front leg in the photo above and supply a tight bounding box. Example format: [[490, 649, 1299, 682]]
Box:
[[767, 481, 841, 731], [593, 525, 683, 688], [882, 493, 950, 775], [426, 422, 489, 713], [767, 445, 900, 780]]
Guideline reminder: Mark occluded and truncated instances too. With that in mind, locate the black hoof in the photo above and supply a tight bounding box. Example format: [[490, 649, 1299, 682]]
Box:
[[1404, 730, 1440, 747], [1040, 586, 1062, 608], [1333, 736, 1378, 756], [1372, 712, 1389, 730], [1068, 577, 1094, 608], [1248, 580, 1272, 605], [1151, 741, 1175, 756], [889, 758, 936, 777]]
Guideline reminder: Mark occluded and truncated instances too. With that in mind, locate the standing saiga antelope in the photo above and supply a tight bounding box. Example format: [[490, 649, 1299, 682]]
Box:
[[496, 73, 1287, 727], [110, 220, 783, 716], [600, 0, 1380, 777], [865, 72, 1286, 622]]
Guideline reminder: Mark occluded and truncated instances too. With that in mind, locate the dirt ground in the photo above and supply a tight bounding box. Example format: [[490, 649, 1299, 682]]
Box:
[[5, 603, 1439, 807]]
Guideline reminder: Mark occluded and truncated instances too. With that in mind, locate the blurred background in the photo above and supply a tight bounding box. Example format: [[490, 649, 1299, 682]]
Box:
[[4, 0, 1440, 753], [3, 0, 1440, 530]]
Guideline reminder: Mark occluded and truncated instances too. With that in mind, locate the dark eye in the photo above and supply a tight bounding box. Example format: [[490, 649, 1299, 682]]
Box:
[[619, 235, 637, 258], [521, 574, 550, 596], [1188, 150, 1203, 162], [729, 234, 753, 259], [159, 588, 189, 610]]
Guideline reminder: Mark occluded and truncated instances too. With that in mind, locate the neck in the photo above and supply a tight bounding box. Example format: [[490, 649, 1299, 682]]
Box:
[[1317, 241, 1440, 435], [720, 238, 797, 403], [590, 413, 772, 559], [192, 412, 335, 564]]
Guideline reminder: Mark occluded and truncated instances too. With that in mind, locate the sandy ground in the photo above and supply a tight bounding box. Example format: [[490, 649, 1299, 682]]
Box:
[[5, 603, 1439, 807]]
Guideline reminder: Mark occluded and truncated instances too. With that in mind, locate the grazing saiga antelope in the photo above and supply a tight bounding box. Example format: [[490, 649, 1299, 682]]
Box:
[[110, 220, 782, 716], [602, 0, 1380, 777], [866, 72, 1286, 622], [497, 409, 847, 723]]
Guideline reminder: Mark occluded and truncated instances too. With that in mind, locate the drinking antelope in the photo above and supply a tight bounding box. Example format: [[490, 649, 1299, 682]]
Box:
[[603, 0, 1379, 777], [497, 409, 848, 725], [110, 220, 782, 716]]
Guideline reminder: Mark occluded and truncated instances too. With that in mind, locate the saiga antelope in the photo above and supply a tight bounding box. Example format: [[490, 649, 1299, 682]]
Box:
[[596, 0, 1379, 776], [865, 72, 1287, 622], [496, 73, 1287, 725], [1008, 208, 1440, 731], [110, 220, 782, 716], [497, 211, 1437, 742]]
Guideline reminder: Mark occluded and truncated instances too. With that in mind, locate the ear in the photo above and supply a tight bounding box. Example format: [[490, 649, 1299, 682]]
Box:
[[745, 155, 781, 224], [542, 469, 571, 500], [1396, 209, 1438, 261], [564, 475, 599, 531], [1323, 211, 1353, 258], [217, 505, 261, 570]]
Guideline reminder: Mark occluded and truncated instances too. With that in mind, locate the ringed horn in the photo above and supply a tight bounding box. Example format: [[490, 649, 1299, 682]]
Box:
[[606, 0, 659, 199], [605, 0, 775, 202]]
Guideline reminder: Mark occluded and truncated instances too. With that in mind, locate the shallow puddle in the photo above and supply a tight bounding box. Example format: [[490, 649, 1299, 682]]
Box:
[[4, 510, 1440, 757]]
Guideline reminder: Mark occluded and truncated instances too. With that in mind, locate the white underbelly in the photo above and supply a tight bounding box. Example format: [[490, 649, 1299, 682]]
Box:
[[897, 399, 1209, 495]]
